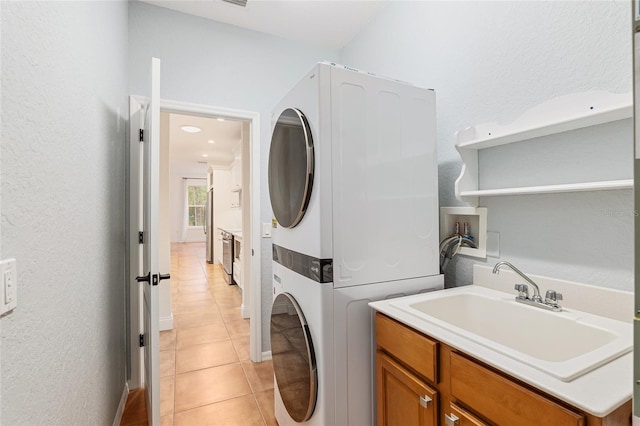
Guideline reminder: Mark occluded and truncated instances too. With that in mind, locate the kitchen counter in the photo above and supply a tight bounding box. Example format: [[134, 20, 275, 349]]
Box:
[[218, 227, 242, 239], [369, 265, 633, 418]]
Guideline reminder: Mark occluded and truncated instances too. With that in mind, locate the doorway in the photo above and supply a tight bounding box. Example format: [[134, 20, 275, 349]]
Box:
[[128, 98, 263, 391]]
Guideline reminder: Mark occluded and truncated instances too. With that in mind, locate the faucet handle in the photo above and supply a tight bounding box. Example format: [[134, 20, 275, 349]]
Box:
[[514, 284, 529, 298], [545, 290, 563, 304]]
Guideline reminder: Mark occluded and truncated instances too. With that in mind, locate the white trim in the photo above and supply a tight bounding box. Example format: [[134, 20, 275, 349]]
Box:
[[158, 98, 263, 363], [249, 118, 262, 362], [261, 351, 272, 361], [112, 382, 130, 426], [128, 95, 145, 390], [241, 303, 250, 319], [159, 313, 174, 331]]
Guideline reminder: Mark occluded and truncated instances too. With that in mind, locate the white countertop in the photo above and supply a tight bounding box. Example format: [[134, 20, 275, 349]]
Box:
[[369, 268, 633, 418], [218, 227, 242, 239]]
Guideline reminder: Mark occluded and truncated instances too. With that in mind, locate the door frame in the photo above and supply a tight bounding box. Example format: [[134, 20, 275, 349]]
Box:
[[127, 98, 263, 388], [128, 95, 146, 389]]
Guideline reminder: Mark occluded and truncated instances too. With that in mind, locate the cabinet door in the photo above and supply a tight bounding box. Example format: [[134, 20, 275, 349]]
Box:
[[444, 402, 489, 426], [450, 352, 584, 426], [377, 351, 438, 426]]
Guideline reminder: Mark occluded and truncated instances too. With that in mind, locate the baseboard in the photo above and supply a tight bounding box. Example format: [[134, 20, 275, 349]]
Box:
[[112, 382, 130, 426], [261, 350, 272, 361], [159, 313, 174, 331], [241, 303, 250, 319]]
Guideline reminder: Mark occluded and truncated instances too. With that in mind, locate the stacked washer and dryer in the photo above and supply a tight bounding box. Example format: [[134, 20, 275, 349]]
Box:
[[268, 62, 444, 426]]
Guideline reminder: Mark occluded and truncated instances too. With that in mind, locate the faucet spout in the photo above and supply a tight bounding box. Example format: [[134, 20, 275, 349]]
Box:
[[492, 261, 542, 302]]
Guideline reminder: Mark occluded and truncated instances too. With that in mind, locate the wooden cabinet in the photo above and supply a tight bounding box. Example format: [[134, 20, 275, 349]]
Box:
[[230, 159, 242, 191], [445, 402, 488, 426], [375, 313, 631, 426], [450, 352, 584, 426], [229, 160, 242, 208], [376, 312, 438, 383], [377, 351, 438, 426]]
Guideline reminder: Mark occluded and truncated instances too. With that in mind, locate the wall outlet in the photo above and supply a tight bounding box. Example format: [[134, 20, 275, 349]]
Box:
[[0, 259, 17, 314]]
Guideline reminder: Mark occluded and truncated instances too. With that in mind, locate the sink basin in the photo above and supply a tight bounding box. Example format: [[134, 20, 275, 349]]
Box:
[[390, 287, 632, 381]]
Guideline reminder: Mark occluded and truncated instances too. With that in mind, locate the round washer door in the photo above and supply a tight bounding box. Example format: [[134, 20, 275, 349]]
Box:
[[268, 108, 314, 229], [270, 292, 317, 422]]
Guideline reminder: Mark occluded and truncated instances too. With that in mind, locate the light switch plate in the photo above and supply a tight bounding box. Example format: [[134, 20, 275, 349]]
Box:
[[262, 223, 272, 238], [0, 259, 17, 314]]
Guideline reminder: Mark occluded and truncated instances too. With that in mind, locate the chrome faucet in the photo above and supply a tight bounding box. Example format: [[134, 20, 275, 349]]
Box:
[[492, 261, 562, 312]]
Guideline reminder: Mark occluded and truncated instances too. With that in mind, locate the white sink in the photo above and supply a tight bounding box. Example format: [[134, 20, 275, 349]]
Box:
[[390, 286, 632, 381]]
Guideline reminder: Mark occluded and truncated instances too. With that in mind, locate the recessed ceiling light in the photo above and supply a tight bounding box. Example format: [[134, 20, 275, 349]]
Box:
[[180, 125, 202, 133], [216, 118, 225, 122], [208, 139, 215, 144], [202, 154, 208, 157]]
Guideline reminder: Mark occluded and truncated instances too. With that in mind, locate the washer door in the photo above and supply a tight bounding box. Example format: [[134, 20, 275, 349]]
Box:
[[268, 108, 314, 229], [270, 292, 317, 422]]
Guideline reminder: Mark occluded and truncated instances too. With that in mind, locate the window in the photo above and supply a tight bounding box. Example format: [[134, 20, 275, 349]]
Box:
[[187, 185, 207, 227]]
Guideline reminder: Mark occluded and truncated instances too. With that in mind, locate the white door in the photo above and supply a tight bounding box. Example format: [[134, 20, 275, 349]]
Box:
[[134, 57, 163, 426]]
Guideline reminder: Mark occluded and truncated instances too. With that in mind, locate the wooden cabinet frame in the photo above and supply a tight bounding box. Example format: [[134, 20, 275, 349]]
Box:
[[375, 313, 631, 426]]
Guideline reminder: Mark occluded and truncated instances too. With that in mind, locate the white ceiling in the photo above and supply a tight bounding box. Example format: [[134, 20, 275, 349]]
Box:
[[167, 112, 243, 171], [140, 0, 387, 50]]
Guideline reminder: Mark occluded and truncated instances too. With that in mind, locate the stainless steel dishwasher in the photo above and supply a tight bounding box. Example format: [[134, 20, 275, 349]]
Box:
[[221, 230, 234, 285]]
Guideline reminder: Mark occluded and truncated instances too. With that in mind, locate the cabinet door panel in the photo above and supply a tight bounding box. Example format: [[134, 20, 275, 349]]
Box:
[[445, 402, 489, 426], [377, 351, 438, 426], [450, 352, 584, 426], [376, 313, 438, 382]]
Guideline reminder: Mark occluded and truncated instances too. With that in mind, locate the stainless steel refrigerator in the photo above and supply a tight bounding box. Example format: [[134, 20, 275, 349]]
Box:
[[205, 186, 215, 263]]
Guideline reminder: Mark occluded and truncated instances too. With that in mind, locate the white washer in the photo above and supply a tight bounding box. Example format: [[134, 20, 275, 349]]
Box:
[[271, 262, 442, 426], [271, 262, 334, 426], [269, 62, 443, 426]]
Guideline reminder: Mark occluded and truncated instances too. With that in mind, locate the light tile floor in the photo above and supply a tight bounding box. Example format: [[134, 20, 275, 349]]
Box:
[[160, 242, 277, 426]]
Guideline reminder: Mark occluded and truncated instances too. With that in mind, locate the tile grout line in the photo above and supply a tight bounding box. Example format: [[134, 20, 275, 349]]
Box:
[[251, 392, 269, 426], [165, 243, 267, 424]]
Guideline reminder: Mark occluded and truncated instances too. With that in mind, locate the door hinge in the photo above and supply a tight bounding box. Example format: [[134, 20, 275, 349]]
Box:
[[139, 333, 145, 347], [138, 232, 144, 244], [139, 129, 144, 142]]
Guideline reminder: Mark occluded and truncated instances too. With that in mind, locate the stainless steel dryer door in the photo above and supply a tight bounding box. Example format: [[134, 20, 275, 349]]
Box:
[[268, 108, 314, 229], [270, 292, 317, 422]]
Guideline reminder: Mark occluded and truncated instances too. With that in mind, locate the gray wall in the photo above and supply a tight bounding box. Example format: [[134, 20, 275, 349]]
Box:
[[0, 6, 632, 421], [340, 1, 633, 291], [1, 1, 129, 424], [128, 1, 339, 352]]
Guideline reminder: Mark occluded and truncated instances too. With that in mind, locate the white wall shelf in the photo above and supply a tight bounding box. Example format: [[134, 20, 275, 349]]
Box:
[[459, 179, 633, 198], [454, 91, 633, 206]]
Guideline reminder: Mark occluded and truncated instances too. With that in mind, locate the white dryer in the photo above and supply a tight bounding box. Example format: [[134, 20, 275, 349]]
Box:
[[268, 62, 443, 426], [269, 62, 440, 287]]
